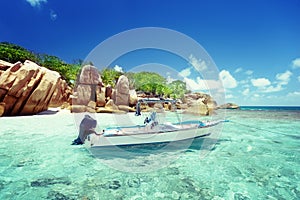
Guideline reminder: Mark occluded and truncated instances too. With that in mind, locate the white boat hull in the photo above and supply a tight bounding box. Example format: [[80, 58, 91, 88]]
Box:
[[85, 121, 221, 148]]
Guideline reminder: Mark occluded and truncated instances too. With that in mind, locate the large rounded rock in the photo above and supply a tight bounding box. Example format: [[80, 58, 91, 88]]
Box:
[[118, 105, 136, 112], [129, 89, 138, 106], [0, 60, 70, 116], [115, 75, 130, 106], [49, 79, 72, 107], [105, 99, 119, 110], [78, 65, 101, 85], [0, 60, 13, 71], [96, 99, 126, 113], [182, 92, 217, 115], [96, 87, 106, 107], [183, 101, 209, 116], [73, 65, 102, 106]]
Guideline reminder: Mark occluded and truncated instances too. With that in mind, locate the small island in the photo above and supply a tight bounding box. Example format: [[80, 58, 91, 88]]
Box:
[[218, 103, 240, 109], [0, 42, 238, 117]]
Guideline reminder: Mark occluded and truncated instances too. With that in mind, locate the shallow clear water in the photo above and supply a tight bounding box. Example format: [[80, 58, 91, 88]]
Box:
[[0, 108, 299, 199]]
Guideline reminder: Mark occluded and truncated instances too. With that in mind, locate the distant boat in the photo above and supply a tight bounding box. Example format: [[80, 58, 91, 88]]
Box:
[[84, 112, 225, 148]]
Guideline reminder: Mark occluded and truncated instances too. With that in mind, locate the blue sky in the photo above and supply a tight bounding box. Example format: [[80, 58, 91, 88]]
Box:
[[1, 0, 300, 105]]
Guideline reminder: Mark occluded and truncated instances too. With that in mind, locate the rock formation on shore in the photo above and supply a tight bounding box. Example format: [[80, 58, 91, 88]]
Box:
[[72, 65, 102, 105], [70, 66, 219, 115], [70, 65, 137, 113], [218, 103, 240, 109], [0, 60, 71, 116], [115, 75, 130, 106], [183, 92, 217, 115], [0, 60, 222, 116]]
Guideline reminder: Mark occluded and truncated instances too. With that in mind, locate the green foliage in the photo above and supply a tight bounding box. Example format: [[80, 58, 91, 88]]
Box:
[[0, 42, 80, 86], [168, 80, 187, 99], [132, 72, 166, 93], [0, 42, 39, 63], [101, 68, 123, 88], [37, 54, 80, 85], [126, 71, 188, 99], [0, 42, 189, 97], [100, 69, 188, 99]]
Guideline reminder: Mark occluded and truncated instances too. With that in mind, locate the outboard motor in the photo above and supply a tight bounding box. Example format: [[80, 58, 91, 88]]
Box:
[[135, 102, 141, 116], [72, 115, 97, 145]]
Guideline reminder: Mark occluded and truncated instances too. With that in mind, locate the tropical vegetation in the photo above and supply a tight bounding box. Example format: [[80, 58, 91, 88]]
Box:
[[0, 42, 189, 99], [0, 42, 81, 86], [101, 68, 189, 99]]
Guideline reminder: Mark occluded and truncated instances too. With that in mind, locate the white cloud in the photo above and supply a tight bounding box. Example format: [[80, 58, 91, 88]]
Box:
[[275, 70, 292, 85], [188, 54, 207, 72], [50, 10, 58, 21], [226, 94, 234, 99], [263, 85, 283, 93], [250, 71, 291, 93], [251, 78, 271, 87], [298, 76, 300, 82], [234, 67, 242, 73], [245, 70, 253, 75], [239, 79, 248, 85], [166, 75, 175, 84], [292, 58, 300, 69], [183, 77, 221, 91], [287, 91, 300, 97], [114, 65, 123, 73], [200, 78, 223, 90], [178, 68, 191, 78], [184, 77, 208, 91], [26, 0, 47, 7], [219, 70, 237, 89], [183, 77, 203, 91], [242, 88, 250, 95]]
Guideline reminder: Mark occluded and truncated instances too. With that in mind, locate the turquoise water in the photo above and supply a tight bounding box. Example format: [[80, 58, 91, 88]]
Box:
[[0, 108, 299, 199]]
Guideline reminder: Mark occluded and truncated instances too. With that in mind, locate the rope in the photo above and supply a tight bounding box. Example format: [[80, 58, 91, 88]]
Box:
[[228, 120, 287, 135]]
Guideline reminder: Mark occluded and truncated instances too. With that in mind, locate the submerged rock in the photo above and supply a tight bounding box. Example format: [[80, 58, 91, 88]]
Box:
[[127, 178, 141, 188], [234, 192, 251, 200], [108, 180, 121, 190], [0, 180, 6, 191], [30, 177, 71, 187], [47, 190, 76, 200], [101, 180, 122, 190]]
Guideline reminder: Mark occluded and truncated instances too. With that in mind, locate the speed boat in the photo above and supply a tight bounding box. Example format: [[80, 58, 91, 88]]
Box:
[[83, 112, 225, 147]]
